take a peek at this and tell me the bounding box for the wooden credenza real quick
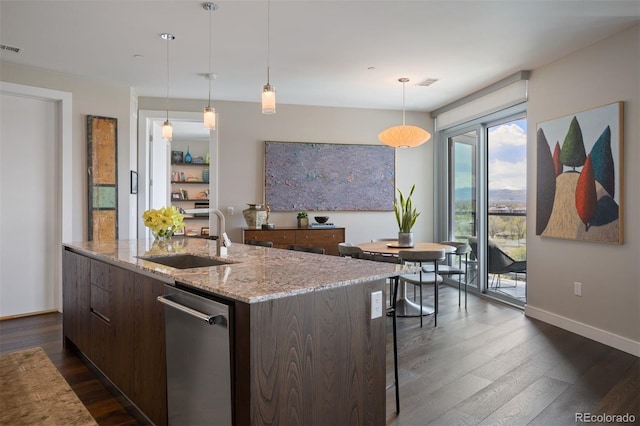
[243,227,345,256]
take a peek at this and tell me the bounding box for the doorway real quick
[0,82,72,317]
[137,110,218,239]
[440,109,527,306]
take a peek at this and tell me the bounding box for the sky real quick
[487,119,527,191]
[454,118,527,194]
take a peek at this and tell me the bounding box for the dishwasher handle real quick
[157,295,226,326]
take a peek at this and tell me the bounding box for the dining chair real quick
[245,239,273,248]
[468,237,526,289]
[287,244,325,255]
[398,249,445,327]
[338,242,364,257]
[422,241,469,308]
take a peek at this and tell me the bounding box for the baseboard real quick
[525,305,640,357]
[0,309,59,321]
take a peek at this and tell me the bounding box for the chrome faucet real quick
[182,207,228,256]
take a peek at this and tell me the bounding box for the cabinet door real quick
[133,274,168,425]
[62,250,91,352]
[296,229,345,256]
[244,230,296,249]
[109,266,135,397]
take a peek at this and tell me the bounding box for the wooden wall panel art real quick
[88,115,118,241]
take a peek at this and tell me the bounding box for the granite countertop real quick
[63,238,408,304]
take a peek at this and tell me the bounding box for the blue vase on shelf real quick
[184,147,192,163]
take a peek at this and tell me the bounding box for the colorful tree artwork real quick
[536,102,623,244]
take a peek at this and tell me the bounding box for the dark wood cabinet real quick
[63,249,167,425]
[133,274,167,425]
[62,250,91,352]
[243,227,345,255]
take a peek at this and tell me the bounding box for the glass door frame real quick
[434,104,526,300]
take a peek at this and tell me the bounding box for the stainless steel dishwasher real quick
[158,285,232,426]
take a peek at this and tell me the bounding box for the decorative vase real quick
[184,146,192,163]
[152,228,174,241]
[298,218,309,228]
[243,204,268,229]
[398,232,414,247]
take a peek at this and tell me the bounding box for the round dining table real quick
[354,241,456,317]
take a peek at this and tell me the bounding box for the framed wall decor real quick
[87,115,118,241]
[536,101,623,243]
[264,141,395,211]
[130,170,138,194]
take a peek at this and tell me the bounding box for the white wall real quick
[138,98,434,245]
[525,24,639,354]
[0,61,134,242]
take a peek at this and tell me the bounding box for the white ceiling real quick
[2,1,639,113]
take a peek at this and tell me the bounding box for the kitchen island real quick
[63,237,406,425]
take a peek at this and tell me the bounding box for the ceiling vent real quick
[417,78,438,87]
[0,44,22,54]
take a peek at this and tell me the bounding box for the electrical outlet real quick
[226,206,234,215]
[371,291,383,319]
[574,282,582,297]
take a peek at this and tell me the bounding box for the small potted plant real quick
[394,184,420,247]
[297,211,309,228]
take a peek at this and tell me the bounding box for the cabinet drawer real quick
[90,284,111,323]
[296,229,344,244]
[91,259,112,291]
[245,230,296,244]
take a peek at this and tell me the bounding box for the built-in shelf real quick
[172,199,209,202]
[170,181,209,184]
[171,162,209,166]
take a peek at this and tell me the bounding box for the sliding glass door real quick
[438,108,527,306]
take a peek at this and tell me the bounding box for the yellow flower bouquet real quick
[142,206,185,240]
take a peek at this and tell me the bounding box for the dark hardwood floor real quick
[385,286,639,425]
[0,312,146,426]
[1,285,638,426]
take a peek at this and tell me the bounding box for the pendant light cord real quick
[266,0,271,84]
[208,6,212,107]
[402,80,406,126]
[166,37,170,121]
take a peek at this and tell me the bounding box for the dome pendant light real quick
[379,78,431,148]
[262,0,276,114]
[203,3,218,129]
[161,33,175,141]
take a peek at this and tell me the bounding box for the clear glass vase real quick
[152,229,174,241]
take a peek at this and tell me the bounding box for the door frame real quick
[435,104,526,302]
[0,81,73,314]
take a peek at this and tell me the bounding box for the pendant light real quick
[261,0,276,114]
[203,3,218,129]
[161,33,175,141]
[378,78,431,148]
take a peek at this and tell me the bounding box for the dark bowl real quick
[314,216,329,224]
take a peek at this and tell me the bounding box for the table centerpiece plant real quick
[142,206,185,241]
[394,184,420,247]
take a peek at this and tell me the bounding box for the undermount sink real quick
[139,254,232,269]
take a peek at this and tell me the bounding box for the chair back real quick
[288,244,325,255]
[245,239,273,248]
[468,237,525,274]
[441,241,469,255]
[338,243,364,258]
[398,249,445,264]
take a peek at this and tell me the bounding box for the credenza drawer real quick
[242,228,345,255]
[296,229,344,244]
[244,230,296,244]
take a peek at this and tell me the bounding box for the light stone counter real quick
[63,238,409,303]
